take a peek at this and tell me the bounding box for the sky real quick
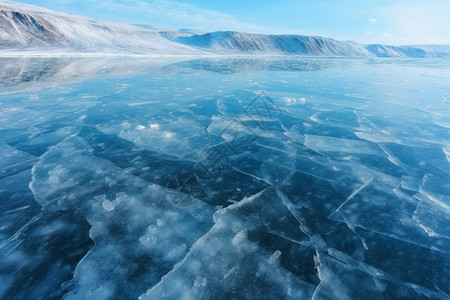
[16,0,450,45]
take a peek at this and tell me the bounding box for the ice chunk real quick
[101,199,115,212]
[268,250,282,265]
[140,188,315,299]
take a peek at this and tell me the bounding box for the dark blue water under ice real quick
[0,57,449,299]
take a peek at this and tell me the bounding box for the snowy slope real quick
[0,1,202,54]
[176,31,448,58]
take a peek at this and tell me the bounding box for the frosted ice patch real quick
[128,101,154,107]
[268,250,282,265]
[193,276,207,288]
[139,235,158,247]
[232,230,246,245]
[354,131,400,143]
[223,267,237,279]
[77,115,87,122]
[101,200,115,212]
[284,97,306,105]
[48,165,68,184]
[4,107,21,112]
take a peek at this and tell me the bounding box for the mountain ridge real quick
[176,31,444,58]
[0,1,448,57]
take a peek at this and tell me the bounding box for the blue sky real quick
[17,0,450,45]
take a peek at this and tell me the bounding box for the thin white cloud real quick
[381,0,450,44]
[96,0,267,32]
[368,18,378,23]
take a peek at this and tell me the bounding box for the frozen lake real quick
[0,57,449,299]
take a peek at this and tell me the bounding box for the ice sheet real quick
[1,57,449,299]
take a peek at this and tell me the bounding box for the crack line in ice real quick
[254,142,295,155]
[340,214,368,250]
[230,166,272,186]
[417,190,450,212]
[378,143,410,173]
[434,283,450,298]
[310,112,321,123]
[336,178,373,212]
[334,178,374,250]
[392,184,418,205]
[266,230,308,246]
[310,282,323,300]
[275,188,312,237]
[0,215,40,256]
[338,220,450,254]
[412,214,439,237]
[419,175,450,212]
[1,157,39,174]
[325,247,449,297]
[2,205,31,215]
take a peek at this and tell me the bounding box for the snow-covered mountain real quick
[176,31,368,56]
[176,31,447,58]
[0,1,449,58]
[0,1,202,54]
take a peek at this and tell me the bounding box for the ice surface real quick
[1,57,449,299]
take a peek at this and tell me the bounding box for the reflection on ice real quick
[0,57,449,299]
[0,57,193,94]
